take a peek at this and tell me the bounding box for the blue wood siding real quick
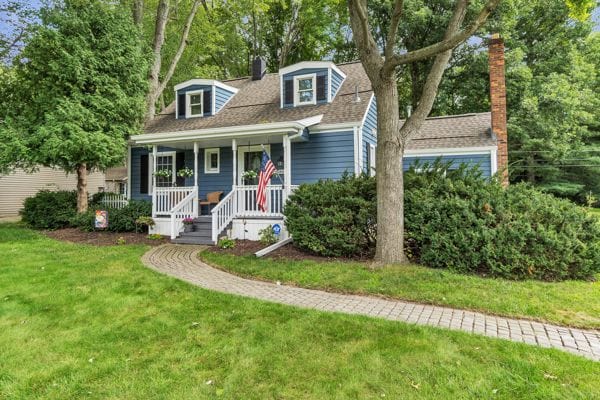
[403,154,492,177]
[291,131,355,184]
[198,147,233,198]
[176,84,212,118]
[130,147,151,201]
[282,68,328,107]
[214,86,235,113]
[361,96,377,173]
[331,69,344,98]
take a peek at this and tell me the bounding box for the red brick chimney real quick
[489,33,509,185]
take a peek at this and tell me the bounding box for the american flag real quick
[257,150,276,212]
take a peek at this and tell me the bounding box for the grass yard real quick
[201,250,600,329]
[1,224,599,399]
[589,208,600,218]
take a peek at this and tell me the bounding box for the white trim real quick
[204,148,220,174]
[232,139,238,186]
[280,74,284,108]
[368,144,376,177]
[358,126,364,172]
[175,95,179,119]
[185,90,204,118]
[310,122,361,133]
[126,146,132,199]
[404,146,497,157]
[151,151,177,191]
[193,142,199,188]
[327,68,332,103]
[278,61,347,81]
[359,93,375,128]
[353,126,360,175]
[174,79,239,93]
[211,86,216,115]
[283,135,292,190]
[237,144,270,185]
[293,73,317,106]
[490,147,498,175]
[132,119,322,145]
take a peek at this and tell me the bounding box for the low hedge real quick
[21,190,151,233]
[20,190,77,229]
[284,164,600,281]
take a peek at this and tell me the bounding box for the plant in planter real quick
[177,167,194,179]
[182,217,194,233]
[135,216,155,233]
[242,170,258,185]
[154,169,172,178]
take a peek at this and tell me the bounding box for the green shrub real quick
[285,174,376,257]
[103,200,152,232]
[218,237,235,249]
[258,225,278,245]
[284,162,600,281]
[404,163,600,281]
[20,190,77,229]
[69,210,96,232]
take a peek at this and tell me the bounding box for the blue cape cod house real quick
[127,39,507,244]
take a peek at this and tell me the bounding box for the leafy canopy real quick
[0,0,148,173]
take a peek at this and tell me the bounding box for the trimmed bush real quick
[20,190,77,229]
[104,200,152,232]
[285,174,376,257]
[284,163,600,281]
[69,210,96,231]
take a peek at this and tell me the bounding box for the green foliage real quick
[286,167,600,280]
[20,190,77,230]
[146,233,163,240]
[217,237,235,249]
[285,174,376,257]
[404,163,600,281]
[0,0,147,175]
[103,201,152,233]
[258,225,278,245]
[69,210,96,232]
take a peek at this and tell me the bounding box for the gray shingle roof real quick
[145,61,373,134]
[405,112,496,150]
[144,61,496,151]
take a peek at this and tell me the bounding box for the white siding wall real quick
[0,168,106,217]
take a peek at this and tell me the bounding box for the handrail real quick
[168,187,198,239]
[211,189,236,244]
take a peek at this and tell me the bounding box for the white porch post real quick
[126,145,132,200]
[193,142,199,217]
[283,134,292,195]
[232,139,237,187]
[151,145,157,217]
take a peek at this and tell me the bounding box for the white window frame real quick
[186,90,204,118]
[204,148,220,174]
[293,74,316,106]
[149,151,176,192]
[368,144,376,177]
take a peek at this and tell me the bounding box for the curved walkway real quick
[142,244,600,361]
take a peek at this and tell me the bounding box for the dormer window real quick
[294,74,316,106]
[186,90,204,118]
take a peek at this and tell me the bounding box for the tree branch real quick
[347,0,384,80]
[384,0,404,59]
[387,0,500,68]
[157,0,201,97]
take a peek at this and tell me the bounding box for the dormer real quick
[278,61,346,108]
[174,79,238,119]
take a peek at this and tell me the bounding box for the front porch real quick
[139,134,296,243]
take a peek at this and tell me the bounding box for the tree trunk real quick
[373,78,407,264]
[145,0,169,122]
[133,0,144,26]
[76,163,88,213]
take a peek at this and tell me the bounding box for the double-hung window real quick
[204,148,220,174]
[186,90,204,118]
[294,74,316,106]
[154,152,176,188]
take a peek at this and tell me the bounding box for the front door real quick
[238,145,270,185]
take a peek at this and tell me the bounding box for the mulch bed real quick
[43,228,169,246]
[207,240,371,262]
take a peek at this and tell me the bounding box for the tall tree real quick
[0,0,37,63]
[0,0,147,212]
[144,0,202,121]
[347,0,501,264]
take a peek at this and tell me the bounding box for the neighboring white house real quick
[0,168,105,217]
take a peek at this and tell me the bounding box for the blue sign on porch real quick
[272,224,281,236]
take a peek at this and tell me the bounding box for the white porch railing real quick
[153,186,196,217]
[211,185,298,243]
[99,192,128,209]
[152,186,198,239]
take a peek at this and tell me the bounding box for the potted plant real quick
[242,170,258,185]
[182,217,194,233]
[177,167,194,179]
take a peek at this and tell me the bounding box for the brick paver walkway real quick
[142,244,600,361]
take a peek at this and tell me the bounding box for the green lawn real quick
[1,224,599,399]
[589,208,600,218]
[200,251,600,329]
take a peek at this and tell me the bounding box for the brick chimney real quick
[489,33,508,185]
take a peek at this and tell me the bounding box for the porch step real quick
[171,215,215,245]
[172,237,215,245]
